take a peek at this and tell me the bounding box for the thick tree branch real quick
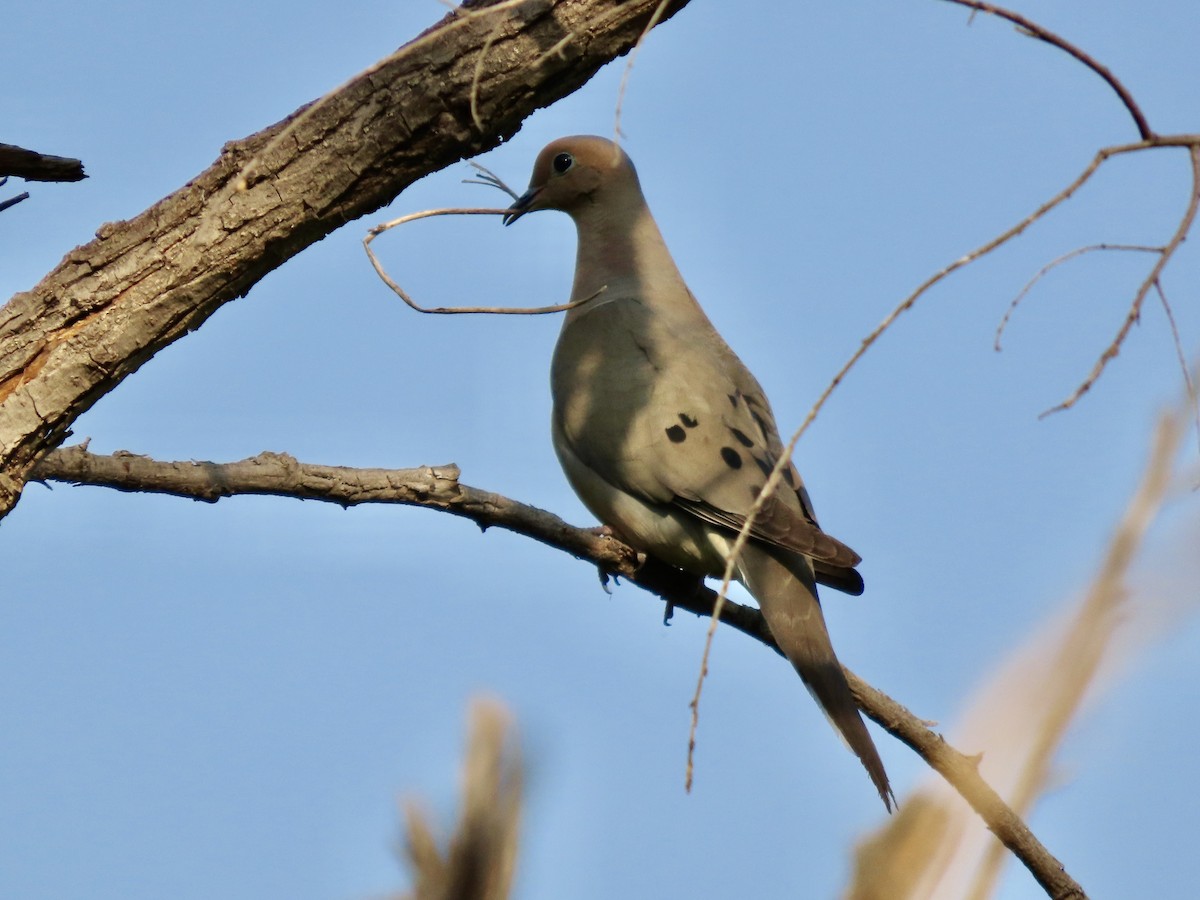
[0,0,692,521]
[31,444,1085,899]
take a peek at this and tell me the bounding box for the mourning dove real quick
[504,135,893,810]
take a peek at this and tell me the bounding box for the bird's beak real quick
[503,187,541,226]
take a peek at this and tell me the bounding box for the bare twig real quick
[940,0,1153,140]
[466,2,523,133]
[0,191,30,213]
[686,424,794,791]
[752,137,1196,456]
[613,0,673,140]
[463,162,521,201]
[931,2,1200,419]
[364,207,604,314]
[994,244,1164,352]
[795,144,1121,439]
[1154,282,1200,455]
[1041,146,1200,417]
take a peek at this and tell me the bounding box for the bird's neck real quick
[568,198,690,312]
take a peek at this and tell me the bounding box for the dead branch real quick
[0,188,30,213]
[30,443,1084,899]
[0,143,86,182]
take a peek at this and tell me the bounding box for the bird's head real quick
[503,135,640,225]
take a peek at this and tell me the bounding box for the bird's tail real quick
[738,543,894,812]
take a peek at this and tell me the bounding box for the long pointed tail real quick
[738,542,894,811]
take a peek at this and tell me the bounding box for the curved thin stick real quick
[463,162,521,202]
[364,207,602,315]
[469,13,510,132]
[994,244,1163,351]
[613,0,673,140]
[1153,281,1200,455]
[941,0,1153,140]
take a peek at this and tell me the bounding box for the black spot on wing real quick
[752,455,773,479]
[720,447,742,469]
[679,413,698,428]
[750,408,771,437]
[666,424,687,443]
[728,392,740,409]
[728,427,755,448]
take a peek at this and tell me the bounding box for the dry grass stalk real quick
[846,410,1187,900]
[399,698,523,900]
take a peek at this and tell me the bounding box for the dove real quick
[503,135,892,810]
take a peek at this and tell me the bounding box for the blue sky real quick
[3,2,1199,898]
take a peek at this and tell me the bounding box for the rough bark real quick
[0,0,692,521]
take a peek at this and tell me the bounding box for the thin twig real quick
[686,431,792,790]
[0,192,30,213]
[994,244,1164,351]
[1041,146,1200,417]
[613,0,673,140]
[1153,282,1200,456]
[463,162,521,201]
[940,0,1153,141]
[469,12,511,132]
[364,207,603,315]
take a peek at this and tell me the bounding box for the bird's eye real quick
[552,152,574,174]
